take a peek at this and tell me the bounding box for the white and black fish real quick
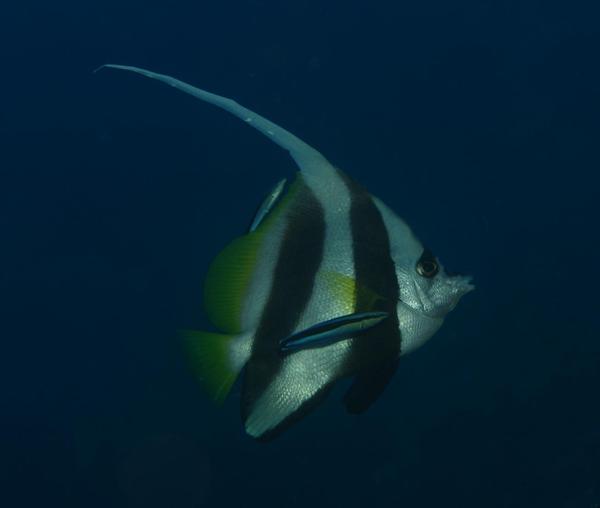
[99,65,474,441]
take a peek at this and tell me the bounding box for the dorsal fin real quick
[203,174,304,333]
[95,64,337,180]
[203,232,264,333]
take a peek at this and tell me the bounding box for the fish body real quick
[99,65,474,440]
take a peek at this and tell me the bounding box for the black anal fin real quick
[343,358,399,414]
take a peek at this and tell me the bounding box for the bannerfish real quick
[98,65,474,441]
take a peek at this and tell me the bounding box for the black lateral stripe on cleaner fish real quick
[279,311,389,353]
[97,64,475,441]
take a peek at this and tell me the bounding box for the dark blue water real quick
[2,1,599,507]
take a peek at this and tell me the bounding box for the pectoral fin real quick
[321,271,385,312]
[249,178,287,232]
[279,311,389,353]
[343,358,399,414]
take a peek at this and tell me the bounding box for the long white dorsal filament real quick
[95,64,335,179]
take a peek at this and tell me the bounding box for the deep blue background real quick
[2,1,599,507]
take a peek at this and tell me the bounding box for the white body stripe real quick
[245,169,357,437]
[240,216,288,332]
[372,197,423,267]
[372,197,445,356]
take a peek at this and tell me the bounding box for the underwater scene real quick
[2,0,599,506]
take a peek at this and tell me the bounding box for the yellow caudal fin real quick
[181,330,251,404]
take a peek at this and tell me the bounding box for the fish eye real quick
[416,249,439,278]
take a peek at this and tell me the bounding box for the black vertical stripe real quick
[339,170,401,373]
[241,175,325,424]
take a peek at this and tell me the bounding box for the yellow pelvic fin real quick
[181,330,247,404]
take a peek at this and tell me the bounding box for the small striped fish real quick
[99,65,474,441]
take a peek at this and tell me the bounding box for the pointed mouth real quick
[452,274,475,296]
